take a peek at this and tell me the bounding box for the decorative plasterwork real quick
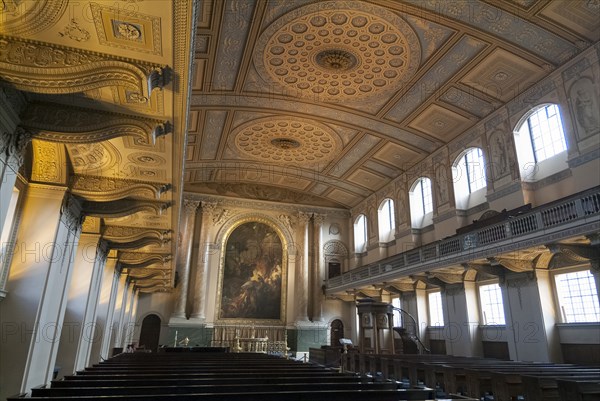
[30,139,68,185]
[0,34,165,98]
[80,198,172,218]
[0,0,68,37]
[20,102,171,144]
[106,236,169,250]
[231,116,342,167]
[103,225,171,242]
[71,175,171,201]
[254,1,420,102]
[119,251,172,264]
[90,2,163,55]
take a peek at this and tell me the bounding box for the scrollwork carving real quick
[0,34,164,96]
[80,199,172,218]
[71,174,169,201]
[21,102,171,144]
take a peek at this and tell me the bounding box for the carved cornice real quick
[71,175,172,201]
[546,243,600,263]
[128,270,168,281]
[118,252,172,265]
[107,237,170,250]
[463,262,507,278]
[103,225,171,242]
[430,272,464,284]
[80,199,172,218]
[21,102,171,145]
[0,35,166,98]
[492,257,535,273]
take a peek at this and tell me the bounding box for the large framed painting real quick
[217,219,287,323]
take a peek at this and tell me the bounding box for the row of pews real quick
[9,351,479,401]
[344,352,600,401]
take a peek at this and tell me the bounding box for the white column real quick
[501,271,561,362]
[0,187,82,400]
[89,254,118,363]
[170,199,199,321]
[312,214,325,321]
[55,234,107,376]
[190,203,214,321]
[295,212,311,321]
[121,286,137,347]
[98,266,122,361]
[114,279,131,349]
[125,289,140,346]
[442,282,482,357]
[110,273,128,353]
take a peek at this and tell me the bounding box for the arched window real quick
[353,214,367,253]
[452,147,487,209]
[409,177,433,228]
[514,104,568,181]
[378,198,395,243]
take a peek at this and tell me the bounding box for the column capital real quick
[183,199,200,215]
[0,127,32,164]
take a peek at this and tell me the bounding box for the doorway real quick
[139,314,161,352]
[330,319,344,347]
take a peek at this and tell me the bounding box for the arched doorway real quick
[330,319,344,347]
[139,314,161,352]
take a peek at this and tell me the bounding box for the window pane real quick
[479,283,506,325]
[527,104,567,162]
[421,178,433,214]
[464,148,486,192]
[555,270,600,323]
[428,291,444,326]
[354,214,367,253]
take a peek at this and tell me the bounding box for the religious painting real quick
[218,220,286,321]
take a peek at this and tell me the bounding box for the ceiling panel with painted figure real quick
[186,0,597,208]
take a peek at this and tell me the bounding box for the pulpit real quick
[356,299,395,354]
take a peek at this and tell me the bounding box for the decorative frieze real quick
[71,175,171,201]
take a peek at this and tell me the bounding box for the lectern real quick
[356,298,395,354]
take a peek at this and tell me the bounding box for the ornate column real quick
[311,213,325,321]
[295,212,311,321]
[189,202,216,321]
[170,199,199,321]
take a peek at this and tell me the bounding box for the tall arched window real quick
[452,147,487,209]
[514,104,568,181]
[409,177,433,228]
[378,198,395,243]
[354,214,367,253]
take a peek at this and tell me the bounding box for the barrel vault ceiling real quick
[187,0,599,208]
[2,0,598,293]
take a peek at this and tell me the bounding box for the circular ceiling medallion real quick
[254,2,421,102]
[232,117,342,167]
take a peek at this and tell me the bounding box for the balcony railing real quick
[327,186,600,292]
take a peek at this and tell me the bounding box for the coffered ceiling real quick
[186,0,599,208]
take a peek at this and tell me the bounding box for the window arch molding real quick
[451,146,488,210]
[512,103,569,182]
[409,177,434,228]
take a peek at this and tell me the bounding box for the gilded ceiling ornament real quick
[59,19,91,42]
[254,1,420,102]
[232,116,342,167]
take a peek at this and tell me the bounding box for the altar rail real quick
[211,325,288,355]
[327,186,600,293]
